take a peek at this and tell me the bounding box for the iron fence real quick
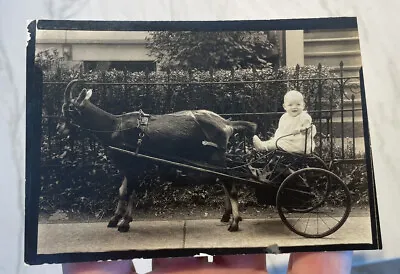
[40,62,365,170]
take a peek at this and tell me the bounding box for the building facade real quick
[36,28,364,154]
[35,30,156,72]
[35,28,362,95]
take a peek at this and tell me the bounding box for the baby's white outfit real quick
[255,111,316,154]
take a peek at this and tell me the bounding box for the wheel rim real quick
[276,167,351,238]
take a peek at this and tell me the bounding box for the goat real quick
[57,79,257,232]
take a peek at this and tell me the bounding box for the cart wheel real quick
[283,155,329,213]
[276,167,351,238]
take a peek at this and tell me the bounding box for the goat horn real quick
[64,79,82,103]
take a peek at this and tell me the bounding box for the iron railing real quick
[40,62,365,169]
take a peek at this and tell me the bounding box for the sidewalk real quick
[37,216,373,255]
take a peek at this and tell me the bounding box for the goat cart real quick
[108,131,352,239]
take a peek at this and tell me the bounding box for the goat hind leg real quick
[223,182,242,232]
[108,177,128,228]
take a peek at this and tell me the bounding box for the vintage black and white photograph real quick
[25,18,381,264]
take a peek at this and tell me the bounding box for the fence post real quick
[339,61,345,159]
[295,64,300,90]
[68,73,76,158]
[230,67,236,114]
[104,71,111,110]
[144,66,150,112]
[352,93,356,159]
[317,63,323,157]
[165,67,172,113]
[188,67,193,81]
[101,70,106,108]
[252,65,257,85]
[329,75,334,161]
[252,65,257,111]
[209,66,214,110]
[122,70,127,113]
[47,87,53,159]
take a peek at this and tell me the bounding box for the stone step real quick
[330,137,365,155]
[332,108,363,119]
[304,37,361,53]
[330,116,363,123]
[309,99,362,116]
[305,50,362,67]
[329,65,362,78]
[310,108,362,120]
[315,120,365,138]
[303,29,360,39]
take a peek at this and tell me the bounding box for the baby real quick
[253,90,316,154]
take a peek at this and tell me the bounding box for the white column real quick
[285,30,304,67]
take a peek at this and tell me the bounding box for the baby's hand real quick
[300,128,308,134]
[293,128,308,135]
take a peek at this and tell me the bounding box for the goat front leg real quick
[222,182,241,232]
[221,184,232,223]
[117,174,138,233]
[107,177,128,228]
[117,190,135,233]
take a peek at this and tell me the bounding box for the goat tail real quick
[230,120,257,137]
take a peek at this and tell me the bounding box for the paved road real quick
[37,216,372,254]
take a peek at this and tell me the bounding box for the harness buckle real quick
[140,116,149,126]
[135,137,143,154]
[133,110,149,155]
[137,109,150,127]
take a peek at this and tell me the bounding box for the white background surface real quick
[0,0,399,273]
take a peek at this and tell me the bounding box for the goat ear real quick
[85,89,93,100]
[76,88,92,105]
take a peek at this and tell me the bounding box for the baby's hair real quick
[284,90,304,103]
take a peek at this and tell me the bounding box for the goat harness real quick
[133,109,150,154]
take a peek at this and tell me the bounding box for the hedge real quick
[36,51,368,218]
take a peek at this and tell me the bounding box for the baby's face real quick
[283,96,305,117]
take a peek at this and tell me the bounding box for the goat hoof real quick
[118,224,130,233]
[238,216,242,222]
[228,223,239,232]
[220,214,230,223]
[107,219,119,228]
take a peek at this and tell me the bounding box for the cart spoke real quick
[303,213,311,234]
[321,212,341,223]
[318,215,332,231]
[292,216,302,228]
